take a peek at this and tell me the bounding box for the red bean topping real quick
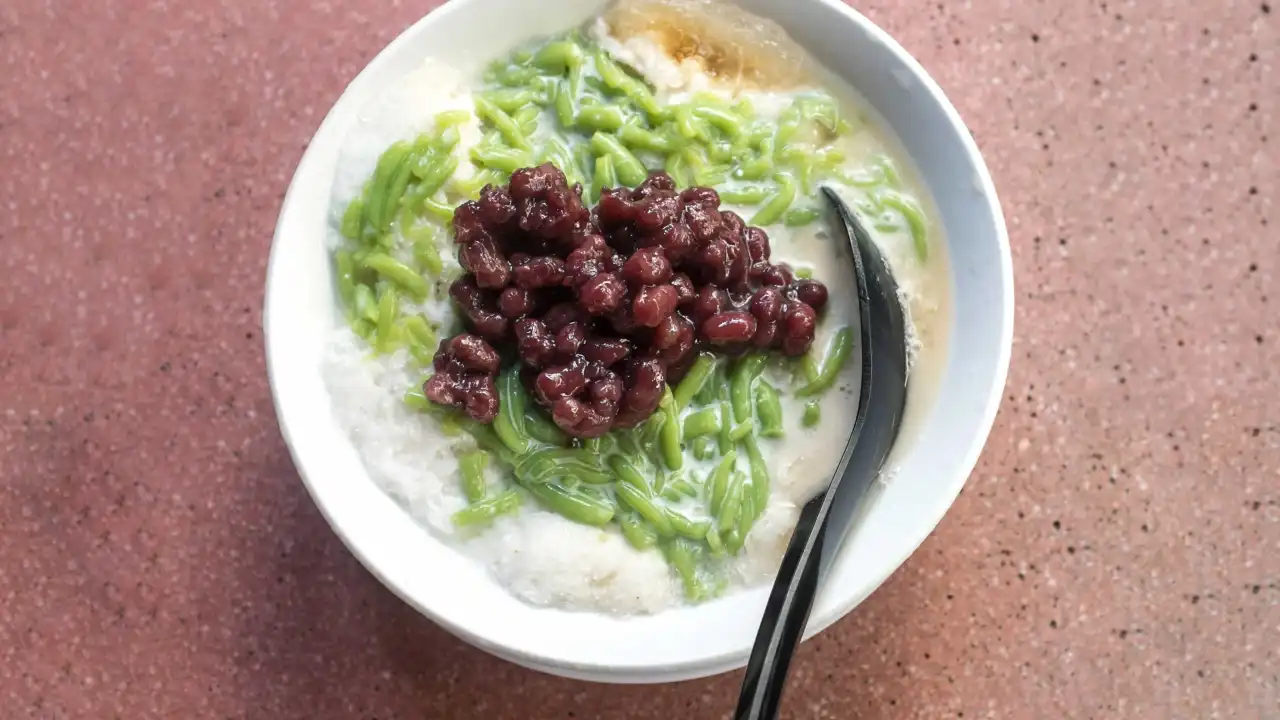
[752,319,779,348]
[688,285,728,327]
[634,171,676,198]
[514,318,556,368]
[448,334,501,374]
[670,272,696,305]
[759,263,795,287]
[622,247,672,286]
[589,370,624,406]
[656,222,696,262]
[451,202,490,246]
[424,333,501,423]
[460,374,500,423]
[541,302,586,333]
[793,279,829,310]
[614,357,666,427]
[701,312,758,345]
[512,255,566,289]
[749,287,785,322]
[744,227,770,263]
[535,356,590,404]
[478,184,517,226]
[635,193,680,231]
[554,321,586,360]
[581,336,632,366]
[498,287,535,318]
[449,276,509,341]
[632,284,679,327]
[459,236,511,289]
[779,301,818,356]
[653,315,695,366]
[426,163,831,435]
[680,186,719,209]
[579,272,626,315]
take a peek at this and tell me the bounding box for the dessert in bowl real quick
[264,0,1012,682]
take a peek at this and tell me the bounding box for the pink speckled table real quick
[1,0,1276,717]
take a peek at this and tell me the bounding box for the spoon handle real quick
[735,187,901,720]
[733,490,832,720]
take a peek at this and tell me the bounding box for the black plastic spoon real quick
[734,187,910,720]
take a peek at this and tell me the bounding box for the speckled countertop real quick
[1,0,1275,717]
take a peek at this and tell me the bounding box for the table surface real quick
[1,1,1276,717]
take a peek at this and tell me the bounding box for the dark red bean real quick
[580,337,632,366]
[793,279,829,310]
[460,374,500,423]
[550,395,585,431]
[609,303,639,334]
[512,256,566,289]
[635,193,680,231]
[651,315,683,350]
[424,372,460,406]
[653,315,694,365]
[565,236,611,286]
[683,203,722,243]
[680,186,720,210]
[448,334,500,374]
[702,237,734,284]
[634,171,676,198]
[589,372,624,410]
[572,233,610,260]
[670,273,696,305]
[632,284,679,327]
[578,272,626,315]
[542,302,586,333]
[451,201,489,246]
[459,236,511,289]
[780,302,818,356]
[551,395,613,438]
[749,287,785,322]
[508,164,556,201]
[514,318,556,368]
[701,311,758,345]
[498,287,535,318]
[688,285,728,326]
[513,163,588,238]
[759,263,793,287]
[478,184,517,225]
[622,247,672,286]
[535,357,589,404]
[432,337,458,374]
[449,276,509,341]
[656,222,696,262]
[751,319,778,348]
[720,210,745,240]
[468,309,510,343]
[554,322,585,360]
[596,188,637,230]
[724,231,750,290]
[424,372,499,423]
[616,357,665,426]
[744,227,770,263]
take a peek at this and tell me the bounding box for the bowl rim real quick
[264,0,1013,680]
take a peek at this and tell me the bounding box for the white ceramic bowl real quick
[264,0,1012,683]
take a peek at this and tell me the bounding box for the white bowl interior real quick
[265,0,1012,683]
